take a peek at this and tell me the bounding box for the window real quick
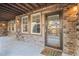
[21,16,28,33]
[8,20,16,32]
[31,13,41,34]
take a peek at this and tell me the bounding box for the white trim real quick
[31,12,41,35]
[8,22,10,31]
[21,16,29,33]
[11,20,16,32]
[14,21,16,32]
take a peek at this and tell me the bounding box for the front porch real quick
[0,3,79,56]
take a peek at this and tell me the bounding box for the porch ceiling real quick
[0,3,71,21]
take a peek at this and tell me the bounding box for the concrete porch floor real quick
[0,36,43,56]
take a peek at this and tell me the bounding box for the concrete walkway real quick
[0,36,43,56]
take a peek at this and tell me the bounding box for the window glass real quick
[21,16,28,33]
[31,13,41,34]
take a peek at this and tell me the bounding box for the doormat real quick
[41,47,62,56]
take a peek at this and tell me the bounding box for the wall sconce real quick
[16,20,19,23]
[2,23,5,26]
[73,6,78,12]
[67,6,78,22]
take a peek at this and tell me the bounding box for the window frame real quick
[31,12,41,35]
[21,16,29,33]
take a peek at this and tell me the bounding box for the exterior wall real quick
[63,5,78,55]
[75,4,79,55]
[0,21,8,36]
[15,4,63,50]
[8,4,79,55]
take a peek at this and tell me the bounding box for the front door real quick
[45,13,62,50]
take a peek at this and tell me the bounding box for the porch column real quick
[15,16,22,40]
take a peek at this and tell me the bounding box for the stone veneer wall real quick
[63,5,78,55]
[0,21,8,36]
[75,4,79,55]
[8,4,79,55]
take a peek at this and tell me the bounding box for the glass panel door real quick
[46,14,61,49]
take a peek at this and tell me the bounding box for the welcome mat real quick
[41,47,62,56]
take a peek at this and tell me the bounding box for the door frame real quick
[45,10,63,50]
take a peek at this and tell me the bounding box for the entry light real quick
[16,20,19,23]
[73,6,78,11]
[2,23,5,26]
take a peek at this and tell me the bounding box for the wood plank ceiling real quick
[0,3,69,21]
